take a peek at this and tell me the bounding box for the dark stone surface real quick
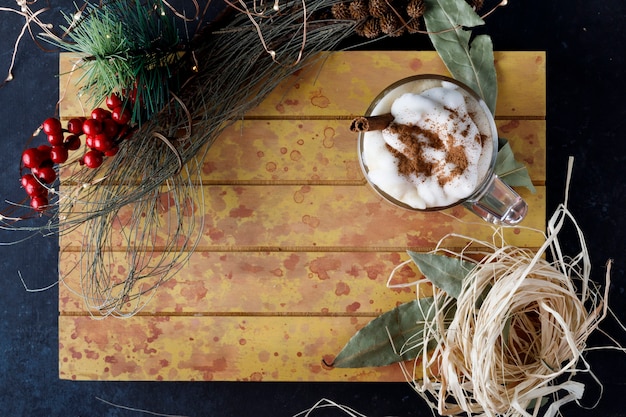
[1,0,625,415]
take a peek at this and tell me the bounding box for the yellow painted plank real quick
[499,120,546,183]
[59,250,432,315]
[245,51,546,118]
[59,315,408,382]
[200,120,363,183]
[191,119,546,183]
[58,51,546,119]
[494,52,546,116]
[55,119,545,185]
[59,185,546,250]
[58,54,91,119]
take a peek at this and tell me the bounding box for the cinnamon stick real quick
[349,113,394,132]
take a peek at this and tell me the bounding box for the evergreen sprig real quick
[44,0,184,123]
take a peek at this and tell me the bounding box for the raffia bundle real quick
[395,161,611,417]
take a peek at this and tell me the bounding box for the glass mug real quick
[357,74,527,226]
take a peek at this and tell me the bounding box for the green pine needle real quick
[43,0,183,123]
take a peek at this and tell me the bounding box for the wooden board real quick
[58,50,546,381]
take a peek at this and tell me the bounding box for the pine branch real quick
[42,0,185,123]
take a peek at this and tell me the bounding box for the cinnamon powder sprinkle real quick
[385,116,479,187]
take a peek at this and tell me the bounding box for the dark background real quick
[1,0,625,415]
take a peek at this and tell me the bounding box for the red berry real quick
[83,150,104,168]
[31,166,49,181]
[92,133,114,152]
[21,174,46,197]
[47,132,64,146]
[105,93,123,110]
[64,134,81,151]
[42,117,62,135]
[122,87,138,104]
[34,166,56,184]
[111,106,131,125]
[50,146,69,164]
[117,125,132,141]
[85,135,95,149]
[91,107,112,121]
[22,148,45,169]
[102,118,119,138]
[66,118,84,135]
[104,146,119,157]
[25,183,45,197]
[36,145,52,165]
[21,173,33,188]
[25,183,46,197]
[37,144,51,154]
[30,195,49,212]
[82,118,102,136]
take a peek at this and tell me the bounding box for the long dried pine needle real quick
[95,396,190,417]
[6,0,359,317]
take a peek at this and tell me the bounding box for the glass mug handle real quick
[463,174,528,226]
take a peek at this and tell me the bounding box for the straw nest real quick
[391,181,611,416]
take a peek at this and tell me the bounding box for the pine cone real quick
[406,0,425,18]
[405,17,422,34]
[349,0,369,20]
[331,2,352,19]
[379,12,401,35]
[368,0,390,18]
[387,24,406,37]
[355,17,382,38]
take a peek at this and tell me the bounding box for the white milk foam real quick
[362,80,494,209]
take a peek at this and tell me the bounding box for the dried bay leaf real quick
[423,1,534,193]
[423,0,498,115]
[496,138,536,193]
[408,251,475,299]
[331,252,472,368]
[331,297,438,368]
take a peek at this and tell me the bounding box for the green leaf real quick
[331,297,439,368]
[496,138,536,193]
[408,251,475,299]
[423,0,498,114]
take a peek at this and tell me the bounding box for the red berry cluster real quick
[20,94,133,212]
